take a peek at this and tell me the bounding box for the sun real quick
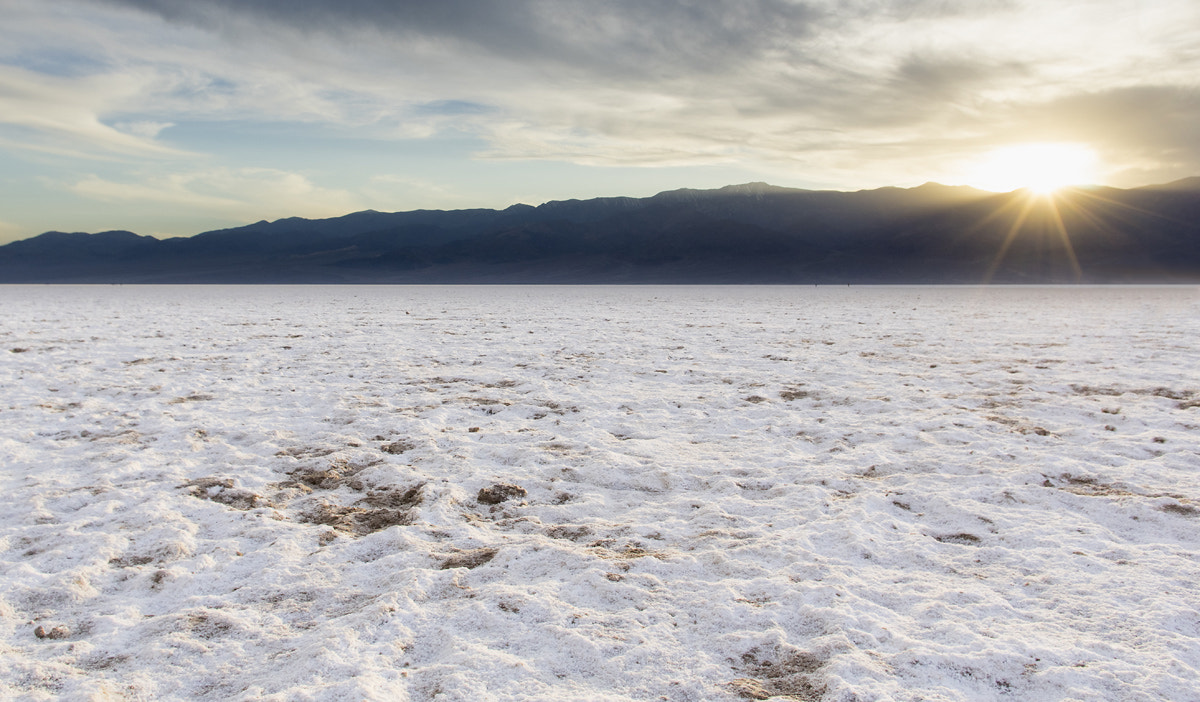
[968,143,1098,195]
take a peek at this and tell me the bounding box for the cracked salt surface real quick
[1,284,1198,701]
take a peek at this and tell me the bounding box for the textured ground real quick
[1,285,1198,701]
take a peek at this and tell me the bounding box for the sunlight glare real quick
[969,143,1098,195]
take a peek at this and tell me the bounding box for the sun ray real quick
[1067,188,1192,227]
[968,179,1192,284]
[959,141,1169,283]
[1052,191,1131,243]
[1046,196,1082,281]
[982,193,1039,284]
[955,191,1029,244]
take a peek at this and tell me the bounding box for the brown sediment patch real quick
[381,439,416,454]
[359,485,423,510]
[108,555,154,568]
[34,625,70,640]
[483,379,520,389]
[300,501,407,535]
[440,547,498,570]
[545,525,592,541]
[587,541,669,561]
[1046,476,1199,514]
[183,611,236,639]
[934,533,982,546]
[1051,475,1140,497]
[281,455,383,492]
[478,483,526,505]
[180,477,270,510]
[285,464,365,491]
[168,394,216,404]
[299,484,424,536]
[276,446,337,459]
[727,650,828,701]
[1071,384,1199,406]
[780,389,814,401]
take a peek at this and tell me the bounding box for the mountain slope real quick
[2,182,1198,283]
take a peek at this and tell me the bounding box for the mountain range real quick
[3,179,1199,283]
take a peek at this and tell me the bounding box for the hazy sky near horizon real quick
[1,0,1198,242]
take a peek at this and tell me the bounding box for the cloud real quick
[83,1,1195,173]
[113,120,174,138]
[994,85,1200,186]
[363,174,482,210]
[0,65,190,159]
[98,0,822,80]
[68,167,368,221]
[1023,86,1200,152]
[4,0,1199,196]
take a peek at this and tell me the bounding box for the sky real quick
[1,0,1198,243]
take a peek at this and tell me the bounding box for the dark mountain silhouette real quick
[2,179,1198,283]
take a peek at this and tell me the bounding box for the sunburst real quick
[955,142,1116,282]
[969,183,1179,284]
[968,143,1099,195]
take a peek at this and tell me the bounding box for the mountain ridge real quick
[3,180,1198,283]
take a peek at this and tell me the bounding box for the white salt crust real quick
[1,284,1198,701]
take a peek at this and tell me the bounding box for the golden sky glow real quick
[968,144,1100,195]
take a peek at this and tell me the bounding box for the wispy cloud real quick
[363,175,473,206]
[0,65,191,158]
[67,168,368,221]
[112,120,174,138]
[66,0,1195,184]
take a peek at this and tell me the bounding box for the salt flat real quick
[1,285,1198,701]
